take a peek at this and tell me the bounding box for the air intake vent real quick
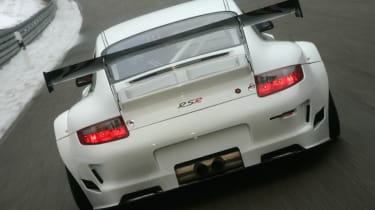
[306,105,310,122]
[82,179,100,192]
[91,169,103,184]
[314,108,325,127]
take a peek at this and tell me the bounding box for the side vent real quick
[82,179,100,192]
[313,108,325,127]
[306,104,310,122]
[91,169,103,184]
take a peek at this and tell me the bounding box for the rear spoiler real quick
[43,0,302,92]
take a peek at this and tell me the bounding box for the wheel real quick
[328,92,340,139]
[66,168,93,210]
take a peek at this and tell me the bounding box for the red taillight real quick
[255,65,304,97]
[77,116,129,145]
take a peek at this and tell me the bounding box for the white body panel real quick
[53,0,332,209]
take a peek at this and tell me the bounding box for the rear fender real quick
[54,111,69,140]
[243,26,305,74]
[67,71,121,134]
[54,113,75,174]
[295,41,323,63]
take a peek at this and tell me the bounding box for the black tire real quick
[66,168,93,210]
[329,92,341,139]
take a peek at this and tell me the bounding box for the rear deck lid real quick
[114,47,256,130]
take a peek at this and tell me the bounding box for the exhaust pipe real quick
[211,157,225,172]
[194,162,210,177]
[194,157,226,177]
[175,148,244,185]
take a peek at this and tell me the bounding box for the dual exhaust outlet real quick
[194,157,226,177]
[175,148,244,185]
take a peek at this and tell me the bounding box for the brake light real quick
[77,116,129,145]
[255,65,304,97]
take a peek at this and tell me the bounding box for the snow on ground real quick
[0,0,82,139]
[0,0,47,29]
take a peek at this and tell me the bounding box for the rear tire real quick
[66,168,93,210]
[329,92,340,139]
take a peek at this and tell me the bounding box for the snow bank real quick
[0,0,82,139]
[0,0,46,29]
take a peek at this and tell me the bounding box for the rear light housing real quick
[77,116,129,145]
[255,65,304,97]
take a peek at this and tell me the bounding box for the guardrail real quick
[0,0,57,67]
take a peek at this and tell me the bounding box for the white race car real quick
[44,0,340,209]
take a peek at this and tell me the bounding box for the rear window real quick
[104,12,242,82]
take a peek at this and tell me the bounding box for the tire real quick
[329,92,340,139]
[66,168,93,210]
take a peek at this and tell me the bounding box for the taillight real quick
[77,116,129,145]
[255,65,304,97]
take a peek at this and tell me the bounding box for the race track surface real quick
[1,0,374,209]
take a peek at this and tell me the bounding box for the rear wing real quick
[43,0,302,92]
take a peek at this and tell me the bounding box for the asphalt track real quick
[1,0,375,209]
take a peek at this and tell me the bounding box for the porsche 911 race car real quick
[44,0,340,209]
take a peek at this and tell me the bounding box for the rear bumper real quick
[58,62,330,209]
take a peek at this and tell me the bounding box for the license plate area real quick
[174,148,244,185]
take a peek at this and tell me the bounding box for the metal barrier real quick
[0,0,57,67]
